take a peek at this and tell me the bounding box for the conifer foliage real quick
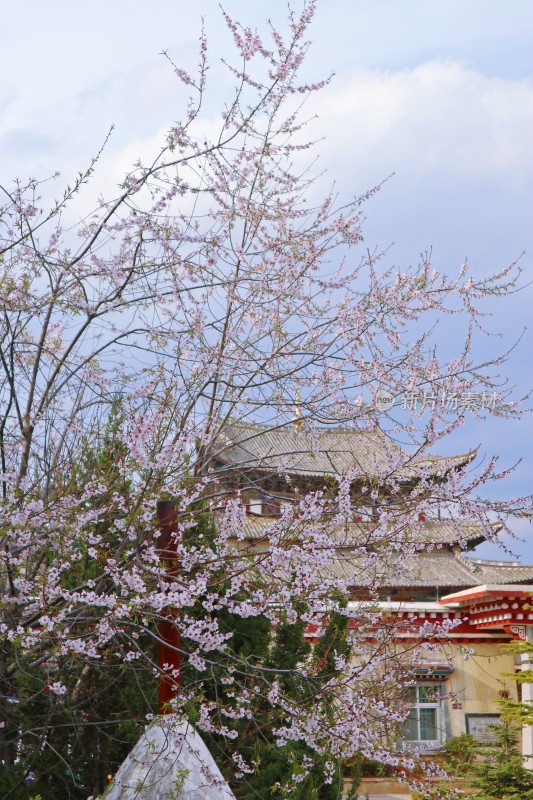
[468,724,533,800]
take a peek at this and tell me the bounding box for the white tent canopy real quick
[101,717,236,800]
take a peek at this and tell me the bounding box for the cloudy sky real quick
[1,0,532,558]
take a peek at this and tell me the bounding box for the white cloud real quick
[305,61,533,190]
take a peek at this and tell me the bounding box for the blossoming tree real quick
[0,2,529,797]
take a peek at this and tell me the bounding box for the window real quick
[403,684,442,743]
[246,495,281,516]
[261,497,281,516]
[247,498,263,515]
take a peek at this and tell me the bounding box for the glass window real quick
[419,707,438,740]
[247,498,263,515]
[418,686,440,704]
[262,498,280,516]
[403,684,442,743]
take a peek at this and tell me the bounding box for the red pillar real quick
[156,500,181,715]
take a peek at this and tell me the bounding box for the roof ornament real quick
[292,389,303,432]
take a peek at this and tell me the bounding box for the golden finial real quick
[292,389,303,432]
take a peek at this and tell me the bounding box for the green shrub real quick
[441,733,477,774]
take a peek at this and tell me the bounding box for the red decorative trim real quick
[440,587,533,605]
[506,624,527,640]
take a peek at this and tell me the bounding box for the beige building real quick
[210,422,533,760]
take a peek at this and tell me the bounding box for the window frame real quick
[403,683,444,745]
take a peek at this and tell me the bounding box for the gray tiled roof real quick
[211,423,533,591]
[331,551,533,588]
[233,515,486,547]
[222,531,533,588]
[214,422,475,480]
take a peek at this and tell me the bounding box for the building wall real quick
[445,642,517,739]
[383,638,518,746]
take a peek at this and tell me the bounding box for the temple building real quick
[209,422,533,762]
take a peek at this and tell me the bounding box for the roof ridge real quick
[460,554,522,568]
[227,420,375,434]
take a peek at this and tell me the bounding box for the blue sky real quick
[1,0,531,559]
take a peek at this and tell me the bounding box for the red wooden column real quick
[156,500,181,715]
